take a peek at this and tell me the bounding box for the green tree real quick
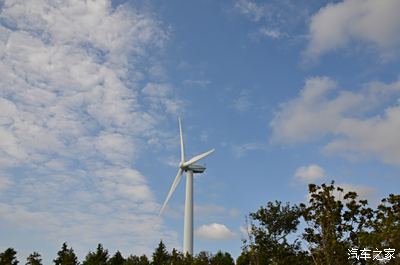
[124,255,150,265]
[358,194,400,265]
[210,251,234,265]
[0,248,19,265]
[151,241,169,265]
[194,251,211,265]
[170,248,184,265]
[26,252,42,265]
[182,254,193,265]
[243,181,399,265]
[235,250,251,265]
[138,255,149,265]
[82,244,109,265]
[300,182,371,265]
[108,251,124,265]
[124,256,139,265]
[53,243,79,265]
[245,201,311,264]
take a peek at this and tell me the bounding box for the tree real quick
[125,255,149,265]
[138,255,150,265]
[151,241,169,265]
[194,251,211,265]
[358,194,400,265]
[210,251,234,265]
[375,194,400,251]
[82,244,109,265]
[181,253,193,265]
[244,201,312,264]
[235,250,251,265]
[53,243,79,265]
[0,248,19,265]
[108,251,124,265]
[300,182,371,265]
[241,182,400,265]
[124,256,139,265]
[26,252,42,265]
[170,248,184,265]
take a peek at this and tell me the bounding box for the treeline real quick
[237,182,400,265]
[1,182,399,265]
[0,241,234,265]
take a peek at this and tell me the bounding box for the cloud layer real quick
[0,0,177,255]
[271,76,400,165]
[306,0,400,60]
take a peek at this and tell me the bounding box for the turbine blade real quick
[179,117,185,163]
[160,168,184,215]
[182,148,215,167]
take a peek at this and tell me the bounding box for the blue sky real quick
[1,0,400,263]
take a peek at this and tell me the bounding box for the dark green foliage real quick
[124,255,149,265]
[170,248,183,265]
[300,182,372,265]
[0,248,19,265]
[358,194,400,265]
[53,243,79,265]
[82,244,109,265]
[193,251,211,265]
[182,254,193,265]
[124,255,140,265]
[108,251,124,265]
[245,201,312,264]
[26,252,42,265]
[151,241,169,265]
[138,255,149,265]
[235,250,250,265]
[209,251,234,265]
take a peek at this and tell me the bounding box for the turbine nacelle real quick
[180,163,206,173]
[186,164,206,173]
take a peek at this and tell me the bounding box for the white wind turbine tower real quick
[160,117,215,256]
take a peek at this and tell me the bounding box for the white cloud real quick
[142,83,183,115]
[294,164,326,183]
[234,0,266,22]
[232,142,266,158]
[234,0,311,40]
[0,0,177,255]
[271,76,400,165]
[258,28,284,39]
[306,0,400,60]
[233,92,252,112]
[195,223,236,240]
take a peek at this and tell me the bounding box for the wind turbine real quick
[160,117,215,256]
